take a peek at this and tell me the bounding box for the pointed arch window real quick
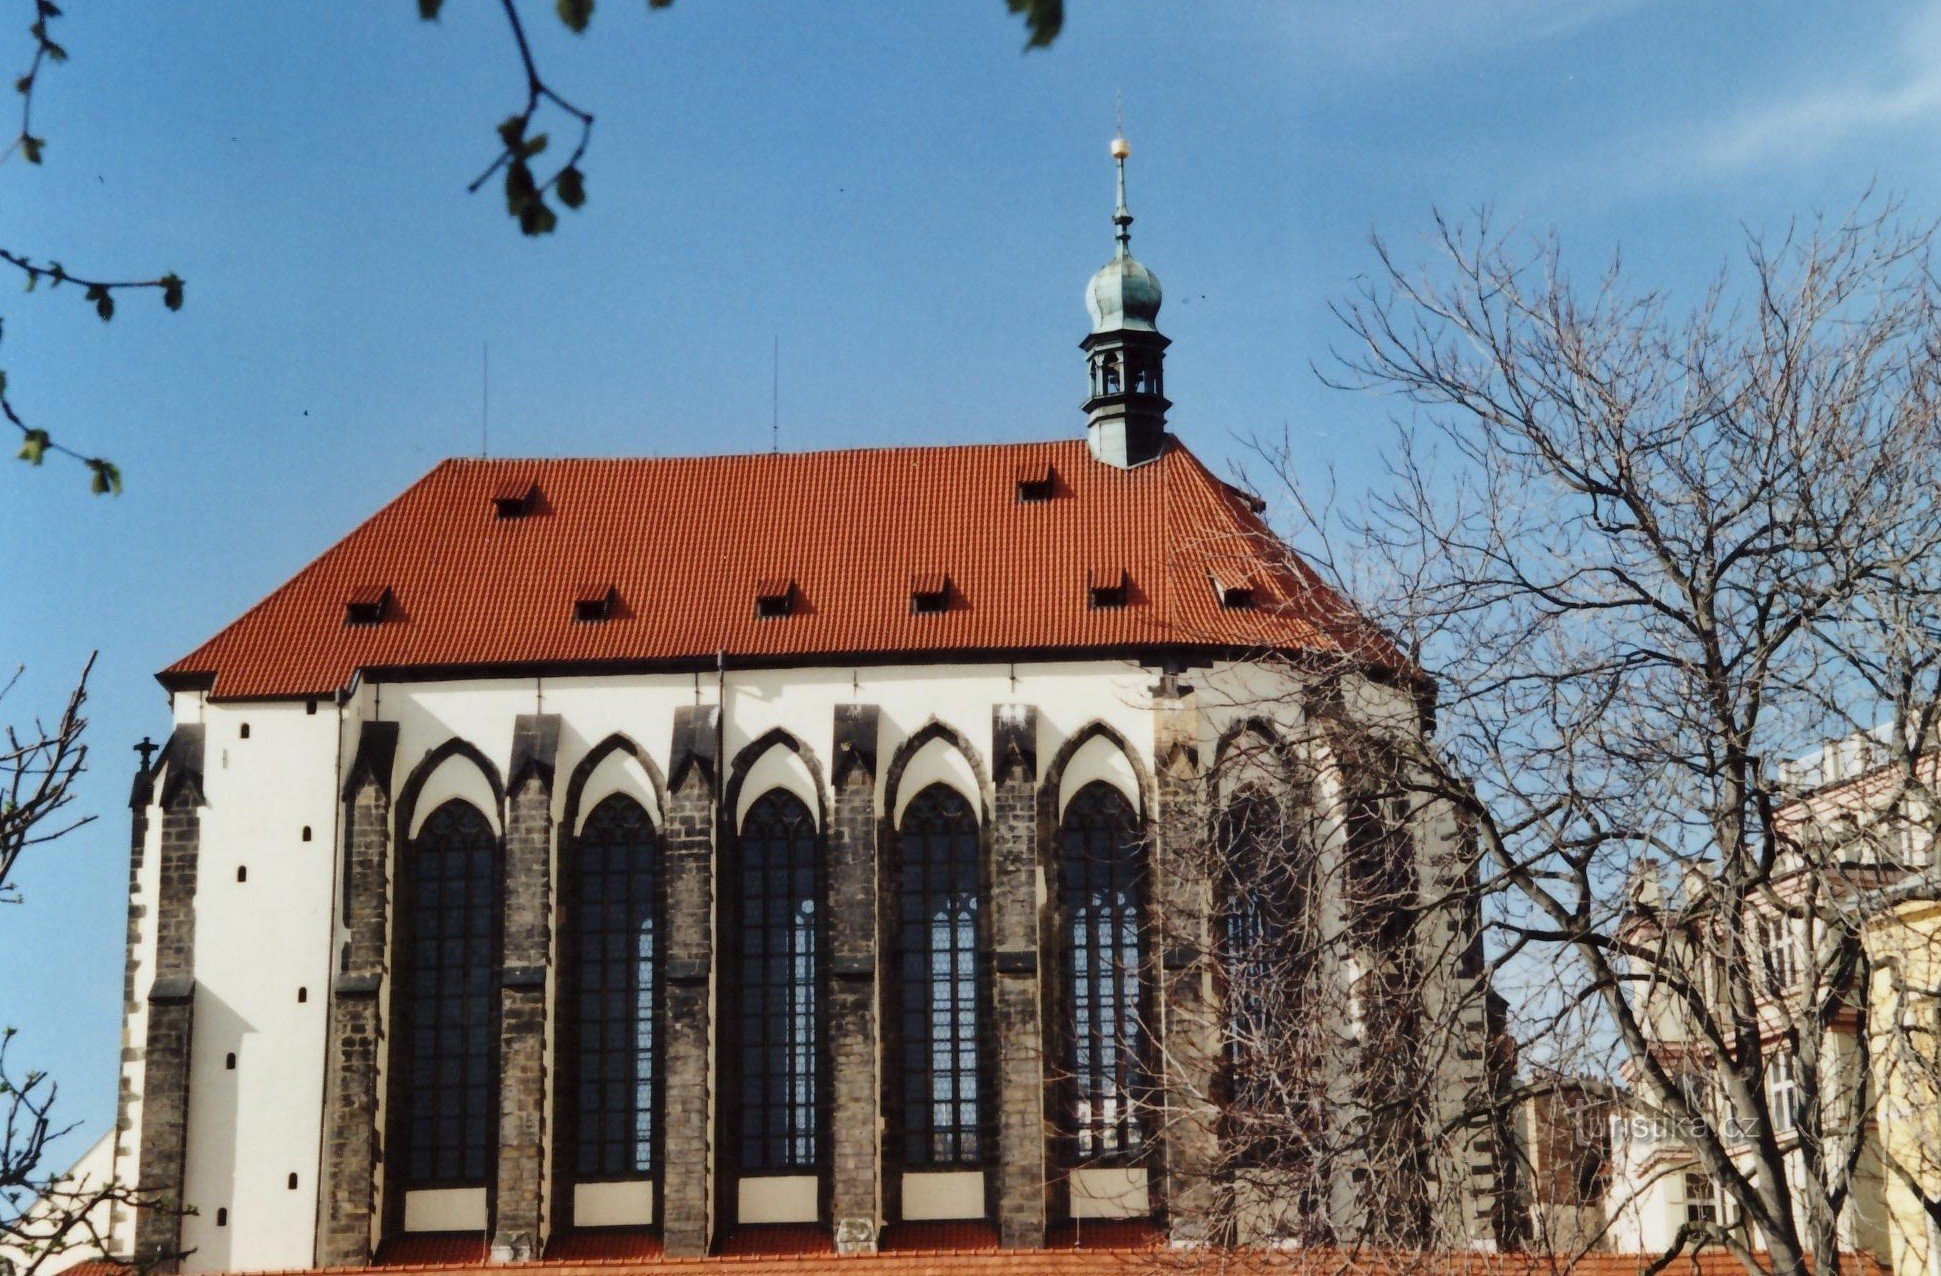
[403,799,501,1188]
[1057,780,1148,1164]
[568,793,662,1182]
[1215,785,1323,1178]
[732,790,822,1173]
[894,784,987,1168]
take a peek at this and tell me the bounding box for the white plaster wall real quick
[890,735,983,827]
[173,697,343,1273]
[573,747,661,831]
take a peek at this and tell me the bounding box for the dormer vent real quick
[344,586,394,627]
[910,573,952,615]
[491,480,541,520]
[573,584,618,623]
[1210,566,1259,610]
[1087,567,1130,610]
[754,578,797,620]
[1015,461,1057,503]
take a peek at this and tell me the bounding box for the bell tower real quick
[1082,133,1170,468]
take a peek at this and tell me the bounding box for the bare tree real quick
[0,658,167,1275]
[1231,201,1941,1275]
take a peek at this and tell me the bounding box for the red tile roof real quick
[161,438,1401,701]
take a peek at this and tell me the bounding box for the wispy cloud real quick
[1293,0,1649,67]
[1686,3,1941,174]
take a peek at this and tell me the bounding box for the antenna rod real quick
[481,342,490,458]
[771,334,780,454]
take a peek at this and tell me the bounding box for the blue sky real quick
[3,0,1937,1153]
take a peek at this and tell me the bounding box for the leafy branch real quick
[0,2,184,493]
[421,0,1065,236]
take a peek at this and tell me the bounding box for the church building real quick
[105,138,1501,1271]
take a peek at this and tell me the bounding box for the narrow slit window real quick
[239,722,251,740]
[236,865,248,883]
[1058,781,1148,1164]
[570,793,663,1181]
[226,1052,237,1070]
[895,784,987,1168]
[1088,568,1130,610]
[733,790,822,1173]
[301,825,312,843]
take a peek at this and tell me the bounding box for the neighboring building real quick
[99,138,1503,1273]
[1500,1076,1610,1256]
[1602,730,1941,1265]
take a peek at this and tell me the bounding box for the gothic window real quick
[403,799,501,1188]
[894,784,986,1168]
[1057,780,1148,1164]
[1216,786,1320,1175]
[733,789,822,1174]
[569,793,661,1182]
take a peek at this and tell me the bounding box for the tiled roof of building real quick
[57,1249,1893,1276]
[161,438,1400,700]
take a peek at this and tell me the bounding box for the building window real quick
[1767,1053,1801,1134]
[1057,780,1148,1164]
[403,799,501,1187]
[1684,1171,1718,1224]
[569,794,661,1182]
[1216,789,1315,1140]
[1760,915,1800,991]
[894,784,986,1168]
[733,790,822,1174]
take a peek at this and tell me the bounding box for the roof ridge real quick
[440,438,1083,468]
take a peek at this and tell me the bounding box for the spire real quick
[1081,129,1170,469]
[1112,133,1132,258]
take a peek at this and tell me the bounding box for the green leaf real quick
[16,428,47,465]
[14,75,30,94]
[418,0,444,17]
[556,0,593,32]
[497,114,527,151]
[519,133,549,160]
[518,198,557,236]
[42,40,65,63]
[504,159,536,215]
[160,273,184,311]
[85,284,112,321]
[1005,0,1062,48]
[556,165,585,209]
[20,135,42,164]
[85,457,121,496]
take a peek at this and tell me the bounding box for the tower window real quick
[226,1052,237,1070]
[343,586,394,627]
[215,1208,228,1228]
[306,698,319,715]
[1015,461,1057,503]
[239,722,250,740]
[491,480,541,520]
[302,825,312,843]
[731,790,822,1174]
[895,785,987,1168]
[910,573,952,615]
[754,578,797,620]
[287,1173,299,1191]
[569,794,662,1180]
[1088,568,1130,610]
[236,865,248,883]
[573,584,618,623]
[1058,781,1148,1163]
[402,800,502,1188]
